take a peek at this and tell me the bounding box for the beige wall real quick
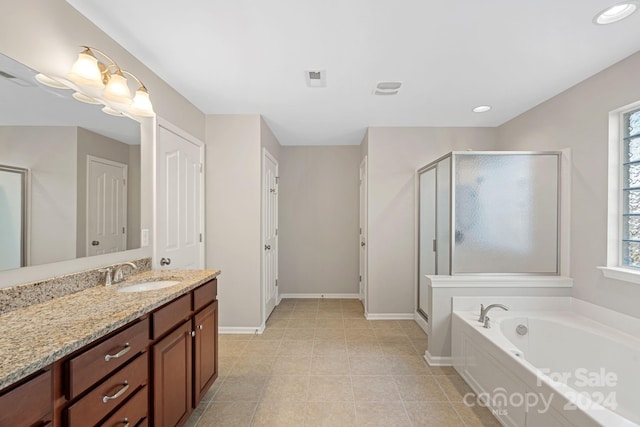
[0,0,205,141]
[497,51,640,318]
[366,127,498,315]
[279,146,361,296]
[206,114,263,328]
[0,126,77,266]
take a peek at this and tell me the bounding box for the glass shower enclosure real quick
[417,151,561,321]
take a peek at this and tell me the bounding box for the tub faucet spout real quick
[478,304,509,323]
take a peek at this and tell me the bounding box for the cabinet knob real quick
[191,330,196,337]
[198,324,204,330]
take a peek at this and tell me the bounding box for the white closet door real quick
[156,123,204,270]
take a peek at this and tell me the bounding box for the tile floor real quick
[186,299,501,427]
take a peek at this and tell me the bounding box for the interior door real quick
[156,123,204,270]
[87,156,127,256]
[262,148,278,321]
[418,166,437,321]
[0,165,27,270]
[359,157,368,312]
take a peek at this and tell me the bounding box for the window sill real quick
[598,266,640,285]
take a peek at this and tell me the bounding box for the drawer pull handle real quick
[105,343,131,362]
[102,381,129,404]
[122,418,130,427]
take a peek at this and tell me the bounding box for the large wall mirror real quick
[0,51,142,273]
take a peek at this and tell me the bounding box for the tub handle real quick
[483,316,491,329]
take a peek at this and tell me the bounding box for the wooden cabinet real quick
[152,321,193,427]
[0,277,218,427]
[193,300,218,404]
[65,353,148,427]
[150,278,218,427]
[100,385,148,427]
[66,318,149,400]
[0,369,51,426]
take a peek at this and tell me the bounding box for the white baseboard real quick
[279,293,361,300]
[365,313,415,320]
[219,325,265,335]
[424,350,453,366]
[414,312,429,335]
[276,294,283,305]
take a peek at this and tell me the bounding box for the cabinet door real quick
[193,301,218,405]
[0,370,51,427]
[152,321,192,427]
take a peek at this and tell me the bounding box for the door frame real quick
[261,147,279,325]
[359,156,368,315]
[154,117,205,269]
[86,155,128,257]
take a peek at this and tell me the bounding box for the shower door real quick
[417,166,436,320]
[0,165,28,270]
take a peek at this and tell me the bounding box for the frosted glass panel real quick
[453,154,558,274]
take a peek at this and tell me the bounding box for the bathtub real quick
[451,298,640,427]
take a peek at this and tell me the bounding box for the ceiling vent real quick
[305,70,326,88]
[374,81,402,96]
[0,70,33,87]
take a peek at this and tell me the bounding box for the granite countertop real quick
[0,269,220,390]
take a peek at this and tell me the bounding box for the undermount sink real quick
[117,280,182,293]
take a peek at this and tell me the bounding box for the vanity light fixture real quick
[36,46,155,117]
[593,1,638,24]
[472,105,492,113]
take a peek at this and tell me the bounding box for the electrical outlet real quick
[141,229,149,247]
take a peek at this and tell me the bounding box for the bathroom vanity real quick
[0,269,220,427]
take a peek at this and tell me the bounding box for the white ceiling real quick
[67,0,640,146]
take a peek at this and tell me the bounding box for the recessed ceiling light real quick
[472,105,492,113]
[373,81,402,95]
[594,1,638,24]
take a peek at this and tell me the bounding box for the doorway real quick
[0,165,28,270]
[359,157,368,313]
[86,156,127,257]
[262,148,278,322]
[155,120,205,270]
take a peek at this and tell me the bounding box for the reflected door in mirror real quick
[0,165,27,270]
[87,156,127,256]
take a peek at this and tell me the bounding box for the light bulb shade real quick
[130,88,154,116]
[104,73,132,105]
[35,73,70,89]
[102,106,124,117]
[67,51,104,89]
[72,91,101,104]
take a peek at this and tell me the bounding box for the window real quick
[621,107,640,267]
[600,102,640,283]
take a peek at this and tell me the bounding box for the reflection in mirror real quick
[0,52,141,272]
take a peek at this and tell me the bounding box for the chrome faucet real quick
[99,262,137,286]
[113,262,137,283]
[478,303,509,323]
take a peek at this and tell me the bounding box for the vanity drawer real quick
[99,385,147,427]
[0,369,51,426]
[193,278,217,312]
[67,317,149,399]
[66,353,147,427]
[152,294,191,339]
